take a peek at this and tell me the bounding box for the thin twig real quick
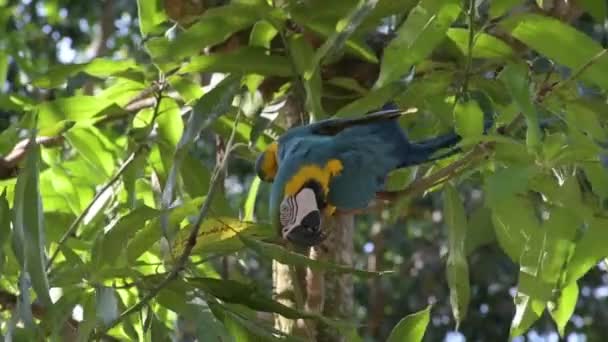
[95,112,242,336]
[546,49,608,97]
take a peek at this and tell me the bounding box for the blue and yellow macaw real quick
[255,107,465,247]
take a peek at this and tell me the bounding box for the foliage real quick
[1,0,608,341]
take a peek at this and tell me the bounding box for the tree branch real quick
[0,135,64,180]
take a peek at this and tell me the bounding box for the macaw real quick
[255,107,470,247]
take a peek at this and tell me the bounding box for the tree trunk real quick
[311,213,355,342]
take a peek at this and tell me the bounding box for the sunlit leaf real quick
[137,0,168,36]
[375,0,461,88]
[167,75,205,104]
[565,216,608,284]
[443,184,470,326]
[170,217,274,258]
[510,294,545,338]
[502,13,608,91]
[499,63,542,151]
[146,3,283,64]
[243,177,261,221]
[66,126,118,177]
[386,305,431,342]
[0,190,10,273]
[489,0,522,18]
[549,282,578,337]
[32,58,140,88]
[97,206,159,267]
[36,96,127,129]
[0,51,9,88]
[447,29,514,59]
[453,99,484,141]
[12,138,52,306]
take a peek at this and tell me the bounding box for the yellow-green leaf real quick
[386,305,432,342]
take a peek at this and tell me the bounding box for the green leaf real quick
[243,177,261,222]
[484,166,534,207]
[565,216,608,284]
[36,96,127,129]
[0,51,8,88]
[501,13,608,91]
[188,277,319,320]
[155,288,232,340]
[146,4,282,65]
[0,190,10,273]
[38,120,76,137]
[492,196,541,261]
[170,217,274,258]
[161,74,241,234]
[97,206,159,267]
[32,58,140,88]
[375,0,461,88]
[510,214,550,337]
[510,294,545,338]
[453,99,484,140]
[489,0,522,18]
[549,282,578,337]
[386,305,431,342]
[66,126,118,178]
[499,63,542,151]
[48,166,83,215]
[443,184,470,326]
[167,75,205,104]
[180,47,292,76]
[180,154,211,198]
[582,162,608,201]
[249,20,278,48]
[465,206,495,255]
[310,0,378,69]
[127,197,204,262]
[238,233,389,278]
[336,81,409,117]
[137,0,168,36]
[287,0,381,63]
[446,29,514,59]
[289,34,324,120]
[12,139,52,306]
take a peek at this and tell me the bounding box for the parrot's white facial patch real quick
[280,188,320,238]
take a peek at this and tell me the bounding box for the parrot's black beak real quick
[283,210,327,247]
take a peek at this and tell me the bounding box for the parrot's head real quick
[269,157,342,247]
